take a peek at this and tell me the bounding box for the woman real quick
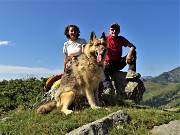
[63,24,86,71]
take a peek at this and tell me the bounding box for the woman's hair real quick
[64,24,80,39]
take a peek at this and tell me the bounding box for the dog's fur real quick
[37,32,107,115]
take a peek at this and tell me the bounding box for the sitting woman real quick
[63,24,86,71]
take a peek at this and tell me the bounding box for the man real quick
[103,23,140,90]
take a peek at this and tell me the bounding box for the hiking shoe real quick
[126,70,141,79]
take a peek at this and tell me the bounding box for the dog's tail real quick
[36,100,56,114]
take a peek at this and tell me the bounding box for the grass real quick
[109,106,180,135]
[0,105,179,135]
[142,82,180,108]
[1,78,179,134]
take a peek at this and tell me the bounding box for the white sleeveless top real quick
[63,38,86,56]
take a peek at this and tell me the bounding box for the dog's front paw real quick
[91,105,101,109]
[62,109,73,115]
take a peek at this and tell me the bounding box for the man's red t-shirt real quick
[105,36,130,61]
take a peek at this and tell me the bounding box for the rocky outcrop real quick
[66,110,130,135]
[101,71,146,104]
[151,120,180,135]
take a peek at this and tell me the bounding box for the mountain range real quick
[141,66,180,108]
[141,66,180,84]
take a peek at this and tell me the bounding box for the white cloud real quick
[0,41,13,46]
[0,65,63,81]
[0,65,62,74]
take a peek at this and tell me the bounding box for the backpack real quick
[45,74,62,91]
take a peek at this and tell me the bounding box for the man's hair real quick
[64,24,80,39]
[110,23,120,31]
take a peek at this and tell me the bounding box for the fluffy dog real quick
[37,32,107,115]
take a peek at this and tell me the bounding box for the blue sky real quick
[0,0,179,81]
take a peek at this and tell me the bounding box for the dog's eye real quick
[101,43,106,46]
[96,43,100,46]
[96,42,106,47]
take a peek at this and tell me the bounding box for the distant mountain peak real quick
[151,66,180,84]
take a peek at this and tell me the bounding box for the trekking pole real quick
[29,88,58,109]
[29,93,50,109]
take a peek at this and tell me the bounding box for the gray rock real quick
[151,120,180,135]
[0,131,4,135]
[110,71,127,95]
[111,71,146,104]
[66,110,130,135]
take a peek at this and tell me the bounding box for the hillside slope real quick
[0,70,179,134]
[141,66,180,108]
[151,66,180,84]
[142,82,180,108]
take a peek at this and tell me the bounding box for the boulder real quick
[151,120,180,135]
[101,71,146,104]
[66,110,130,135]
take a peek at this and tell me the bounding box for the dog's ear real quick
[100,32,106,40]
[90,31,96,41]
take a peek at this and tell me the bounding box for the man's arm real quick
[126,43,136,64]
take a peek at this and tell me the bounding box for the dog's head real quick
[84,32,107,63]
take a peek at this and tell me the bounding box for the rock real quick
[125,79,146,104]
[66,110,130,135]
[0,131,4,135]
[151,120,180,135]
[110,71,146,104]
[110,71,127,95]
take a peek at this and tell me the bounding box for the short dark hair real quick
[64,24,80,39]
[110,23,120,31]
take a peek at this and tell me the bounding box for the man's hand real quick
[104,61,110,68]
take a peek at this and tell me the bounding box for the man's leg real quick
[128,51,136,72]
[126,51,141,79]
[103,58,127,94]
[103,66,115,94]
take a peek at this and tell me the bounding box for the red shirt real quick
[105,36,130,61]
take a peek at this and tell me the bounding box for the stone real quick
[151,120,180,135]
[110,71,146,104]
[66,110,130,135]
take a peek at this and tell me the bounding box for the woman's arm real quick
[63,53,69,72]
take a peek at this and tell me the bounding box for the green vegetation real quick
[142,82,180,108]
[0,77,180,135]
[141,66,180,109]
[109,107,180,135]
[151,67,180,84]
[0,105,179,135]
[0,78,47,114]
